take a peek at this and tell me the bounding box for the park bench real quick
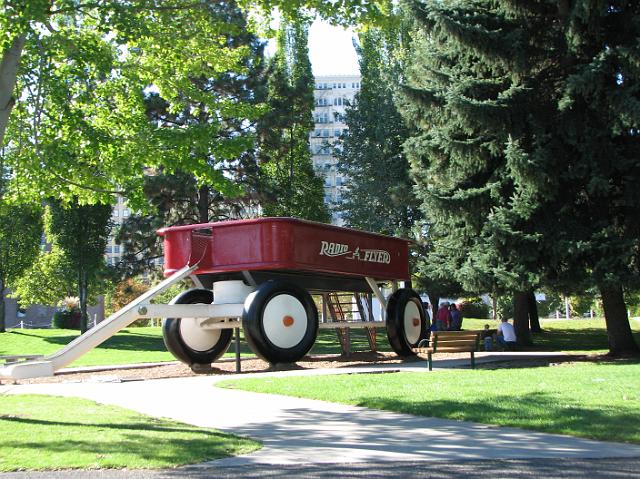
[412,331,481,371]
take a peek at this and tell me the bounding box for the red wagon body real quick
[158,217,410,281]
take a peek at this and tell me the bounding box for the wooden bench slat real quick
[432,347,476,352]
[431,340,478,347]
[430,332,479,339]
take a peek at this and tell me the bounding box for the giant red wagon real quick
[0,218,429,380]
[156,218,428,366]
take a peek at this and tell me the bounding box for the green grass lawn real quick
[2,318,639,367]
[219,360,640,444]
[0,394,260,472]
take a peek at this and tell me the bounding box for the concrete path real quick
[3,352,640,467]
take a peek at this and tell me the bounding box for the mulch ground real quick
[9,351,419,385]
[6,351,605,386]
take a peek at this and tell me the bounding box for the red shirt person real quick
[436,302,451,331]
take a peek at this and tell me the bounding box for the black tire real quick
[386,288,429,357]
[242,280,318,364]
[162,289,232,365]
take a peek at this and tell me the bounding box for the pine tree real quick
[400,0,640,354]
[545,0,640,355]
[257,20,329,222]
[399,0,546,344]
[337,28,420,237]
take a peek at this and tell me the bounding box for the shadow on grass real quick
[531,328,640,352]
[0,415,223,436]
[359,391,640,444]
[8,330,167,352]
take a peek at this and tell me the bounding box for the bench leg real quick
[471,351,475,369]
[428,352,432,371]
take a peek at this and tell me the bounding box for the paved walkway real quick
[3,352,640,469]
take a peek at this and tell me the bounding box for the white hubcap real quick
[262,294,308,349]
[403,300,422,345]
[180,318,221,352]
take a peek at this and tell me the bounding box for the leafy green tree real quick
[11,245,76,308]
[0,202,42,332]
[257,19,329,222]
[1,1,264,209]
[400,0,640,355]
[337,27,419,236]
[116,2,266,276]
[0,1,393,209]
[47,199,112,332]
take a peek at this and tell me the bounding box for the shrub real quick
[52,297,81,329]
[459,297,490,319]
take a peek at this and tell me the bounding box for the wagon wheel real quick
[162,289,232,366]
[386,288,428,357]
[242,280,318,364]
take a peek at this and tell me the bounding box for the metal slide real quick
[0,264,198,380]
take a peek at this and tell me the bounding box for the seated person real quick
[449,303,463,331]
[481,324,493,351]
[496,317,517,350]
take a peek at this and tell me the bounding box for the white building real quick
[311,74,361,225]
[105,195,130,266]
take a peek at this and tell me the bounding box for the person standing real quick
[496,317,517,350]
[449,303,462,330]
[436,302,451,331]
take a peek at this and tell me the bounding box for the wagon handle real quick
[188,226,214,266]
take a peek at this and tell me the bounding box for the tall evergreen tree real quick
[337,28,420,237]
[400,0,545,344]
[257,19,329,222]
[545,0,640,355]
[400,0,640,355]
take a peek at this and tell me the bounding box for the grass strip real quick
[0,394,260,472]
[219,361,640,444]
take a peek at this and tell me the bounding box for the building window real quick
[113,210,119,217]
[315,113,330,124]
[123,209,130,217]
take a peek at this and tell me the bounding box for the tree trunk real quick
[0,33,27,148]
[513,291,533,346]
[198,185,209,223]
[79,271,88,333]
[492,295,498,320]
[528,289,542,333]
[430,295,440,324]
[0,280,6,333]
[599,284,640,356]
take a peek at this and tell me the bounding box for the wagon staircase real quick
[325,293,377,356]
